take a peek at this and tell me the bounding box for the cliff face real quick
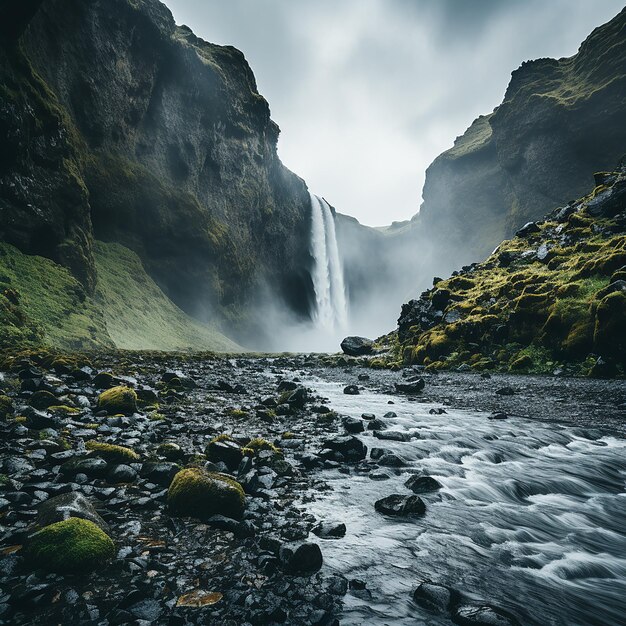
[0,0,312,344]
[416,7,626,278]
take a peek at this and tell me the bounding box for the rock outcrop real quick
[0,0,314,347]
[387,164,626,377]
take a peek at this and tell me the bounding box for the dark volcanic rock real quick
[413,580,457,613]
[340,336,374,356]
[395,379,425,394]
[373,430,412,442]
[35,493,110,533]
[375,494,426,516]
[343,385,360,395]
[312,522,346,539]
[377,452,406,467]
[342,416,365,434]
[322,436,367,462]
[279,542,323,574]
[405,475,442,494]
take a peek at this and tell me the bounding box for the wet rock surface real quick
[0,352,624,624]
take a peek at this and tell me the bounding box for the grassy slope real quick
[93,241,239,352]
[0,241,240,352]
[0,242,111,351]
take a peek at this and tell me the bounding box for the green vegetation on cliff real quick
[94,242,239,352]
[389,166,626,377]
[0,241,239,352]
[0,242,111,351]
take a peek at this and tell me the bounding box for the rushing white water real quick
[309,193,348,331]
[303,377,626,625]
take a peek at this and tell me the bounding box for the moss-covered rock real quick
[510,354,533,370]
[156,442,183,461]
[167,468,245,520]
[85,440,139,463]
[593,291,626,363]
[26,517,115,573]
[0,394,14,419]
[245,438,282,456]
[47,405,80,415]
[97,386,138,415]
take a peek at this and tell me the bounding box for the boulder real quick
[395,379,425,394]
[322,436,367,462]
[342,416,365,433]
[340,336,374,356]
[93,372,115,389]
[405,475,442,494]
[375,494,426,516]
[156,442,184,461]
[205,439,243,469]
[285,386,308,409]
[26,518,115,573]
[343,385,360,395]
[107,464,138,484]
[279,541,323,574]
[377,452,406,467]
[35,492,110,533]
[167,468,245,520]
[312,522,346,539]
[28,390,58,410]
[60,458,108,479]
[367,418,387,431]
[413,580,457,613]
[140,461,180,486]
[97,386,138,415]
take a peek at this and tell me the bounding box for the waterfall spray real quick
[309,192,348,330]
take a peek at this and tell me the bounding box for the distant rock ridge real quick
[414,6,626,277]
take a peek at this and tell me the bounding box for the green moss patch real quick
[167,467,245,520]
[86,440,139,462]
[0,395,14,418]
[0,243,112,351]
[26,518,115,573]
[97,386,138,416]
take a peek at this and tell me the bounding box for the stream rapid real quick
[304,377,626,626]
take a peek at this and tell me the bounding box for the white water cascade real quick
[309,192,348,332]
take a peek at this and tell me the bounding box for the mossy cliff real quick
[387,165,626,377]
[404,8,626,283]
[0,0,312,347]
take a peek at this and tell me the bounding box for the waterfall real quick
[309,192,348,330]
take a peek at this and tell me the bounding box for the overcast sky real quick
[163,0,624,226]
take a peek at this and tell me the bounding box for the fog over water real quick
[163,0,624,226]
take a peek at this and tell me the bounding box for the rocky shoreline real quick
[0,351,624,625]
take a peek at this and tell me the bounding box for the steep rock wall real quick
[1,0,313,344]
